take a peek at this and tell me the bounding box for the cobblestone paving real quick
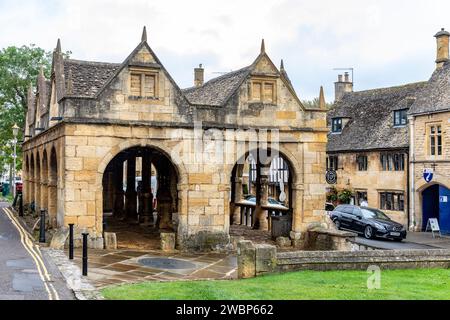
[66,248,237,289]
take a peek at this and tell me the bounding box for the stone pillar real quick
[290,183,305,248]
[29,177,34,211]
[157,163,173,230]
[40,178,48,213]
[140,151,153,225]
[232,177,243,225]
[47,177,57,228]
[34,173,40,211]
[125,154,138,222]
[113,158,125,219]
[253,167,269,231]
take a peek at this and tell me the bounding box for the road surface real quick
[0,202,74,300]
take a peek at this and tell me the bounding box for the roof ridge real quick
[64,58,121,67]
[184,65,251,91]
[350,81,427,95]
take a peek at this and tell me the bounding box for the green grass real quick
[101,268,450,300]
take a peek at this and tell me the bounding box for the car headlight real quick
[373,223,386,230]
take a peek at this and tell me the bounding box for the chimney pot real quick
[435,27,450,69]
[338,74,343,82]
[344,72,350,82]
[194,64,204,87]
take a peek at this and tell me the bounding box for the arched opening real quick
[48,147,58,227]
[102,146,179,249]
[35,152,41,211]
[29,153,35,212]
[41,150,49,213]
[422,184,450,234]
[230,148,294,241]
[24,155,30,205]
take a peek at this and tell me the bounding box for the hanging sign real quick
[423,168,434,183]
[326,170,337,185]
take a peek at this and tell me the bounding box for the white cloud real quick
[0,0,449,100]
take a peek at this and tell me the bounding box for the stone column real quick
[113,158,125,219]
[47,176,57,228]
[140,151,153,225]
[125,153,138,222]
[290,183,305,247]
[253,166,269,231]
[34,172,40,211]
[232,177,243,225]
[29,177,34,211]
[157,163,173,230]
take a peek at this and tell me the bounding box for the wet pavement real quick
[67,248,237,289]
[0,203,74,300]
[354,232,450,250]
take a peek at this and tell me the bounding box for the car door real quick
[339,206,354,229]
[351,207,365,233]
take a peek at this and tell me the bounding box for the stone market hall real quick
[22,27,328,250]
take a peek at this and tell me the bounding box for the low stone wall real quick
[305,228,357,251]
[237,240,450,278]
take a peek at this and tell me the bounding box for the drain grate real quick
[138,257,196,270]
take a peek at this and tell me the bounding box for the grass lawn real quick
[101,268,450,300]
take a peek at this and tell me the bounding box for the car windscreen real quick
[361,208,391,220]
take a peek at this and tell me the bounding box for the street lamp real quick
[12,123,19,199]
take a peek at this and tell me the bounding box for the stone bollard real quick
[237,240,256,279]
[255,244,277,275]
[276,236,292,248]
[104,232,117,250]
[160,232,176,252]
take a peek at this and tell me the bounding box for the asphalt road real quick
[0,202,74,300]
[354,235,438,250]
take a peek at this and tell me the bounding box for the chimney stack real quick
[435,28,450,69]
[334,72,353,102]
[194,64,204,87]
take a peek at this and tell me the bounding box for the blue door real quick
[439,186,450,234]
[422,185,439,231]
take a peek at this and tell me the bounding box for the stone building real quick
[22,27,328,249]
[408,29,450,234]
[327,28,450,233]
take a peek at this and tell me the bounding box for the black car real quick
[330,205,407,241]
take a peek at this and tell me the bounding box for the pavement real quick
[0,202,74,300]
[66,248,237,289]
[354,232,450,250]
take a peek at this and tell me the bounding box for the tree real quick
[0,44,53,181]
[302,97,333,110]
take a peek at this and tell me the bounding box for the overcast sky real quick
[0,0,448,101]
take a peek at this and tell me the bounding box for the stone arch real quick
[48,146,58,227]
[96,140,187,243]
[34,151,41,210]
[41,149,49,212]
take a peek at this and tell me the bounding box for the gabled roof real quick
[409,61,450,115]
[183,66,251,106]
[327,81,427,153]
[63,59,120,97]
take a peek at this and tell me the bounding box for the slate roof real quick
[409,61,450,115]
[327,82,427,153]
[63,59,121,97]
[182,66,251,106]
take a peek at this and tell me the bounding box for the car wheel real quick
[364,226,373,239]
[334,219,341,230]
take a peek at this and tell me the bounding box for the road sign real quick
[423,168,434,183]
[425,218,442,238]
[440,196,448,203]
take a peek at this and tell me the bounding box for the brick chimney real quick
[194,64,204,87]
[435,28,450,69]
[334,72,353,102]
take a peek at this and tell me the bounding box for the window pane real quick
[144,75,155,96]
[130,74,141,96]
[264,83,274,102]
[438,135,442,155]
[253,83,261,100]
[431,136,436,155]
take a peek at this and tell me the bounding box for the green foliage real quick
[326,187,338,202]
[337,188,353,204]
[302,97,333,110]
[0,44,53,177]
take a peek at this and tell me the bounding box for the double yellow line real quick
[3,207,60,300]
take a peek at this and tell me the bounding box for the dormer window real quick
[250,79,276,103]
[394,109,408,127]
[129,69,158,98]
[332,118,343,133]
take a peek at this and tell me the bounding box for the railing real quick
[234,202,291,231]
